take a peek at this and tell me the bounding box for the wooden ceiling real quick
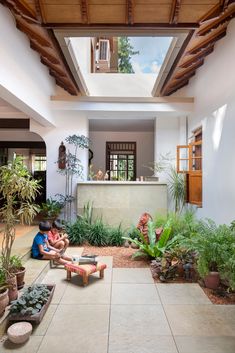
[1,0,235,96]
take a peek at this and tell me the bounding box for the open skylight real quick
[67,36,175,97]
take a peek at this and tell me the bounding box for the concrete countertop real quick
[77,181,167,185]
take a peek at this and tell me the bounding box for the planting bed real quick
[82,245,235,304]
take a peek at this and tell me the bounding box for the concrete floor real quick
[1,260,235,353]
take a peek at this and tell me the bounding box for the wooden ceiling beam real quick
[42,22,199,29]
[163,77,191,96]
[199,4,222,23]
[126,0,134,25]
[174,59,204,80]
[30,39,60,65]
[15,16,51,47]
[170,0,181,24]
[187,27,227,55]
[222,0,235,10]
[81,0,89,24]
[198,5,235,36]
[179,45,214,68]
[0,0,38,23]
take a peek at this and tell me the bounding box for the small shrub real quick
[107,224,125,246]
[88,218,109,246]
[66,218,88,245]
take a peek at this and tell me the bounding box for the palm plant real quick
[167,167,185,214]
[0,156,41,273]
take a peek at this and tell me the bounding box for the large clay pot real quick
[7,274,18,302]
[15,267,26,290]
[0,288,9,317]
[204,272,220,289]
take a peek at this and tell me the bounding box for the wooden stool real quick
[64,262,107,286]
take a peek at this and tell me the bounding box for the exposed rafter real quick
[179,46,214,69]
[198,4,235,36]
[126,0,134,25]
[170,0,181,24]
[187,26,227,55]
[81,0,89,24]
[1,0,79,95]
[222,0,235,10]
[174,59,204,80]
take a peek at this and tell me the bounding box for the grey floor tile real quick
[61,283,111,304]
[0,335,43,353]
[46,304,109,336]
[164,304,235,336]
[32,304,57,336]
[109,335,178,353]
[111,283,160,305]
[38,334,108,353]
[112,268,154,283]
[175,336,235,353]
[110,304,171,336]
[157,283,211,305]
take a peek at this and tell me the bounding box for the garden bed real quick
[82,245,235,305]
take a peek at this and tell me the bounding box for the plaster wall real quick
[181,19,235,224]
[89,130,154,178]
[31,112,89,213]
[0,5,55,126]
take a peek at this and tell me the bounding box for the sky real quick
[128,37,173,74]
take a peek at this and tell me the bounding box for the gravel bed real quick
[82,245,150,268]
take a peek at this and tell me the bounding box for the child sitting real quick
[48,220,70,254]
[31,221,71,265]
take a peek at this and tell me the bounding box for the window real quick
[33,155,47,172]
[106,142,136,181]
[177,127,202,207]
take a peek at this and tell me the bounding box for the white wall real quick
[154,116,180,181]
[181,19,235,224]
[89,130,154,178]
[30,112,89,207]
[0,5,56,126]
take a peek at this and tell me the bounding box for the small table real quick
[64,262,107,286]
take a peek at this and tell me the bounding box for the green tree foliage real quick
[118,37,139,73]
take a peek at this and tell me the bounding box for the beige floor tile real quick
[214,305,235,329]
[61,283,111,304]
[112,268,154,283]
[46,304,109,336]
[111,283,160,305]
[0,335,43,353]
[32,304,58,336]
[110,304,171,336]
[157,283,211,305]
[164,304,235,336]
[175,336,235,353]
[38,334,108,353]
[109,335,178,353]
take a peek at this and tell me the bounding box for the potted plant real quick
[0,156,41,301]
[0,268,9,317]
[39,197,63,221]
[9,284,55,324]
[183,220,233,289]
[9,255,26,290]
[144,152,173,181]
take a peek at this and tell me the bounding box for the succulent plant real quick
[10,284,51,316]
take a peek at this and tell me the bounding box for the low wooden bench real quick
[64,262,107,286]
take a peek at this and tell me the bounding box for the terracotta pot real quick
[0,288,9,317]
[177,263,184,277]
[204,272,220,289]
[7,274,18,302]
[15,267,26,290]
